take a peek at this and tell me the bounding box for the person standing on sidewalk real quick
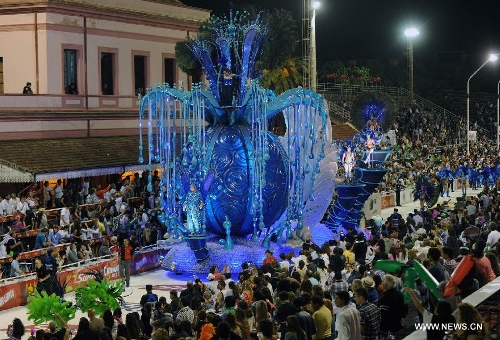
[119,238,134,287]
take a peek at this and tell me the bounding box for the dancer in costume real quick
[440,177,450,197]
[363,134,376,167]
[367,115,378,132]
[221,68,236,107]
[342,146,355,181]
[183,184,204,234]
[458,174,467,197]
[418,185,429,210]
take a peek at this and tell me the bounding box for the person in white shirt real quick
[0,195,4,215]
[333,291,361,340]
[279,253,290,272]
[413,212,423,225]
[3,195,13,215]
[487,223,500,247]
[60,206,70,226]
[16,197,29,215]
[9,193,19,214]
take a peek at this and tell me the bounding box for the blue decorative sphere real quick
[195,124,289,236]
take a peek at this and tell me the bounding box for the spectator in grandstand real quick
[35,228,52,249]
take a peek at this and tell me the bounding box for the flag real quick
[468,130,477,141]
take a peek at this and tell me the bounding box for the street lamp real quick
[404,27,419,102]
[497,79,500,150]
[466,53,498,154]
[310,1,320,92]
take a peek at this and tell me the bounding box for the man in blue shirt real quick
[48,225,62,245]
[35,228,52,249]
[10,253,23,277]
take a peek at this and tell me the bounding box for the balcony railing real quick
[0,93,140,111]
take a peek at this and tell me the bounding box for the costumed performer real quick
[342,146,356,181]
[183,184,205,234]
[363,134,376,167]
[221,68,236,107]
[418,185,429,210]
[367,115,378,132]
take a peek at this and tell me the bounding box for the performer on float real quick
[342,146,356,181]
[363,134,376,167]
[223,216,233,250]
[221,68,236,107]
[367,115,378,132]
[183,184,205,234]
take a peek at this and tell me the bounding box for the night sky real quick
[180,0,500,67]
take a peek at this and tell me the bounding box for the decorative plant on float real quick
[139,11,332,243]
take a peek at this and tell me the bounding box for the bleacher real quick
[318,83,495,142]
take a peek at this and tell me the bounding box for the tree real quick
[260,57,303,94]
[259,8,299,70]
[175,38,202,77]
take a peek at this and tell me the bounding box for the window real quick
[134,55,146,96]
[101,52,115,95]
[164,58,175,87]
[63,50,78,94]
[0,57,3,93]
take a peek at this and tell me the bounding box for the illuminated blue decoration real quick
[138,10,334,245]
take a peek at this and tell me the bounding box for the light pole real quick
[466,54,498,155]
[497,79,500,150]
[310,1,320,92]
[404,28,419,102]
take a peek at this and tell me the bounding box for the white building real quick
[0,0,209,140]
[0,0,209,185]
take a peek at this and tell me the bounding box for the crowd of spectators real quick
[371,104,500,195]
[3,102,500,339]
[0,170,166,280]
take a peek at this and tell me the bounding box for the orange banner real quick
[381,195,393,209]
[0,248,163,311]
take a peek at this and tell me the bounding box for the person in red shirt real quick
[119,238,134,287]
[473,241,496,286]
[262,250,278,267]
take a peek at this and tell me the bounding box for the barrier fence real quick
[0,247,165,311]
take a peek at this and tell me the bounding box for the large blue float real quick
[137,11,394,272]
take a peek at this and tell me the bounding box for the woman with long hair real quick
[235,307,252,339]
[285,315,306,340]
[255,300,270,332]
[141,303,153,338]
[237,300,254,332]
[6,318,25,340]
[225,314,242,337]
[452,303,488,340]
[125,313,142,340]
[116,324,132,340]
[259,320,277,340]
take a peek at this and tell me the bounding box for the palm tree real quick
[260,57,303,94]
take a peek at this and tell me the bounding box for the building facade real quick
[0,0,209,140]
